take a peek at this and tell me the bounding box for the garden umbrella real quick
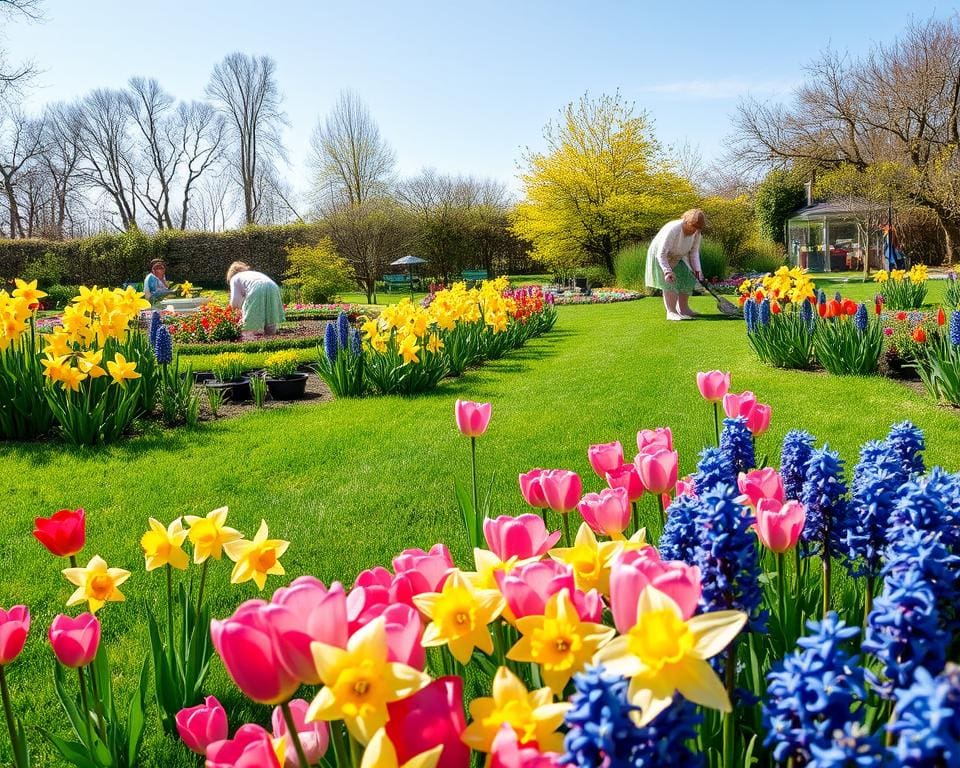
[391,255,427,296]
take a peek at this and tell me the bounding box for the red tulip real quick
[696,370,731,403]
[587,441,624,478]
[604,464,644,502]
[482,515,561,561]
[33,508,86,558]
[912,327,927,343]
[896,311,908,321]
[755,499,806,553]
[206,724,281,768]
[175,696,228,756]
[0,606,29,665]
[455,399,492,437]
[577,488,631,538]
[938,307,947,327]
[826,299,842,318]
[271,698,329,767]
[745,403,772,436]
[722,391,756,419]
[518,469,549,509]
[636,427,672,454]
[48,613,100,668]
[634,449,678,495]
[874,298,883,316]
[538,470,582,514]
[210,600,300,705]
[609,549,701,632]
[817,301,827,318]
[771,301,782,315]
[386,676,470,768]
[842,298,858,316]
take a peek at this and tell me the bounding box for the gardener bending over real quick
[226,261,285,338]
[644,208,706,321]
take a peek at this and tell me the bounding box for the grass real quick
[3,289,960,765]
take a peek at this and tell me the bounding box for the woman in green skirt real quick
[227,261,285,337]
[644,209,705,320]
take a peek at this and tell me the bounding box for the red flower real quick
[912,327,927,343]
[33,508,86,558]
[771,302,782,314]
[817,302,827,318]
[385,677,469,767]
[842,299,858,316]
[896,311,908,322]
[874,300,882,316]
[938,307,946,326]
[826,300,842,319]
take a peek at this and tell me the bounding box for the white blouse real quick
[649,219,702,275]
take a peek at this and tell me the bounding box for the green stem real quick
[349,732,363,768]
[539,508,548,529]
[631,501,639,538]
[86,664,107,743]
[69,554,78,569]
[656,493,666,544]
[777,551,787,644]
[561,511,572,548]
[196,559,209,620]
[723,642,737,768]
[329,720,349,766]
[166,564,175,654]
[713,401,720,446]
[76,667,97,750]
[493,619,508,668]
[470,436,480,546]
[280,700,311,768]
[0,666,22,768]
[864,574,875,630]
[822,554,832,618]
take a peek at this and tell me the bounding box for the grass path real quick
[3,288,958,765]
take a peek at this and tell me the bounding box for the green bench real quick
[382,273,421,292]
[461,269,489,286]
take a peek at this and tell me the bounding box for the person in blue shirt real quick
[144,260,174,304]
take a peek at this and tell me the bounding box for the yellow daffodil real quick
[594,586,746,725]
[398,333,420,365]
[41,354,70,383]
[140,517,190,571]
[63,555,131,613]
[223,519,289,590]
[12,278,46,306]
[184,506,242,563]
[426,334,444,353]
[464,548,522,591]
[361,317,380,340]
[179,281,194,296]
[507,589,615,696]
[307,616,431,744]
[360,728,442,768]
[77,350,106,378]
[413,569,505,664]
[60,365,88,392]
[43,332,73,358]
[549,522,622,595]
[461,666,569,754]
[107,353,140,386]
[615,529,650,558]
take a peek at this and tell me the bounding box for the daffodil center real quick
[254,548,277,571]
[530,620,583,669]
[628,609,693,669]
[89,573,114,600]
[481,700,537,744]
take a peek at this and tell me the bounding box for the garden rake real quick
[697,277,742,318]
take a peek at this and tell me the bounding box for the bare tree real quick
[0,107,44,237]
[189,169,234,231]
[175,100,225,229]
[42,102,83,238]
[0,0,43,96]
[206,53,286,224]
[308,90,395,210]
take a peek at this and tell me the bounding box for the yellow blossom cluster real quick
[0,279,47,351]
[873,264,928,285]
[738,266,815,305]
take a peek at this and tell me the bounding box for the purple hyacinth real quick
[801,297,814,331]
[807,723,887,768]
[854,303,868,332]
[759,298,771,325]
[720,417,755,476]
[148,310,162,347]
[745,297,757,332]
[950,310,960,346]
[800,446,847,558]
[350,328,362,356]
[152,324,173,365]
[336,311,350,350]
[885,421,925,477]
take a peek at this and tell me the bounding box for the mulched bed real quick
[196,371,332,422]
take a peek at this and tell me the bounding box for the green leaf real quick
[39,730,98,768]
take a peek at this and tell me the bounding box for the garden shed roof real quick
[788,197,883,221]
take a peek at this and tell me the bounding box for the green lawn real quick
[3,288,959,765]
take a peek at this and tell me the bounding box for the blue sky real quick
[5,0,951,195]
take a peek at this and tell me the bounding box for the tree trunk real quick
[942,219,959,267]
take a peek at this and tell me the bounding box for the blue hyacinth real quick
[720,417,755,477]
[323,322,339,364]
[854,303,868,332]
[863,527,959,697]
[888,468,960,554]
[763,613,866,764]
[807,723,887,768]
[800,446,847,558]
[885,421,925,477]
[781,430,816,501]
[350,328,362,356]
[818,289,827,304]
[659,493,705,565]
[148,311,161,347]
[759,298,771,326]
[691,485,766,630]
[950,310,960,346]
[835,290,843,301]
[745,298,757,332]
[153,324,173,365]
[692,446,735,496]
[837,441,905,578]
[888,664,960,767]
[562,666,703,768]
[801,297,814,331]
[336,311,350,350]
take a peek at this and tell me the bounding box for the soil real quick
[196,370,332,421]
[247,319,330,341]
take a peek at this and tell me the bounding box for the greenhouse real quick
[786,198,885,272]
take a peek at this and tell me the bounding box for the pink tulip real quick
[263,578,348,685]
[392,544,454,596]
[635,449,679,495]
[745,403,772,436]
[722,390,757,419]
[483,514,561,561]
[519,469,549,508]
[0,606,29,665]
[604,464,644,502]
[696,370,731,403]
[738,468,786,509]
[386,677,470,768]
[539,470,582,514]
[587,441,624,478]
[495,561,601,622]
[676,475,697,498]
[175,696,228,756]
[610,549,702,632]
[347,568,392,632]
[491,724,561,768]
[455,399,492,438]
[577,488,631,538]
[271,698,329,767]
[755,499,806,553]
[637,427,673,454]
[381,603,425,670]
[206,724,281,768]
[210,600,300,705]
[48,613,100,668]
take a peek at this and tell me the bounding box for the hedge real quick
[0,224,327,289]
[173,334,327,356]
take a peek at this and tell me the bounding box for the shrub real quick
[614,243,647,290]
[21,250,67,287]
[573,265,615,288]
[754,169,806,245]
[702,195,754,262]
[284,238,355,303]
[43,284,81,310]
[741,237,786,274]
[699,237,727,280]
[211,353,246,383]
[264,350,300,378]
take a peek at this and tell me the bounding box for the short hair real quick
[150,259,165,270]
[682,208,707,231]
[226,261,250,282]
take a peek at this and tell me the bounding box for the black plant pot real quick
[193,371,216,384]
[266,372,309,401]
[205,377,251,402]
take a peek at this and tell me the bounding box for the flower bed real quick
[284,302,373,322]
[4,375,958,767]
[550,287,642,305]
[873,264,929,310]
[166,303,242,344]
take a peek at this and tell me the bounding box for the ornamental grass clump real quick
[874,264,928,310]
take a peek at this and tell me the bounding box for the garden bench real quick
[461,269,488,286]
[381,273,421,292]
